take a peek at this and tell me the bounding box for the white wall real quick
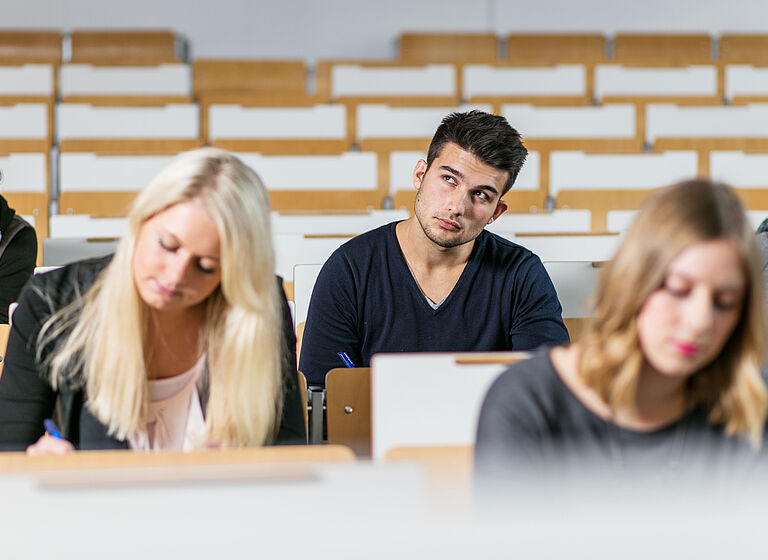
[4,0,768,60]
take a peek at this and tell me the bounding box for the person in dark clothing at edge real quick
[0,194,37,323]
[300,110,569,387]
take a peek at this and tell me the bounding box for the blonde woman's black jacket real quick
[0,256,306,450]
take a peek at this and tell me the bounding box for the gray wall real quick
[5,0,768,60]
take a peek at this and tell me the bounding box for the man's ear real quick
[488,199,508,224]
[412,159,428,191]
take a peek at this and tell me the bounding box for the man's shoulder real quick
[339,222,397,251]
[479,230,536,259]
[328,222,399,265]
[476,230,546,275]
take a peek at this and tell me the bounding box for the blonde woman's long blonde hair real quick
[39,148,284,446]
[579,179,768,447]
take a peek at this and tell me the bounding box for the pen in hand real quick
[43,418,63,439]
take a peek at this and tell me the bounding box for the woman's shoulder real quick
[483,350,567,421]
[29,256,113,307]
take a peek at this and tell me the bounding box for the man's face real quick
[413,142,509,249]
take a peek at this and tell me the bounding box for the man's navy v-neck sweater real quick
[299,222,569,386]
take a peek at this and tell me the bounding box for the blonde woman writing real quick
[0,148,305,452]
[476,180,767,476]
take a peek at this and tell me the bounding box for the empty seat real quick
[0,152,49,257]
[271,209,408,236]
[508,232,622,262]
[49,215,128,238]
[56,102,201,152]
[193,59,308,98]
[273,233,353,281]
[594,64,718,102]
[0,103,51,151]
[316,61,458,102]
[208,104,349,153]
[234,151,380,211]
[0,31,61,64]
[501,103,639,149]
[506,34,606,64]
[543,261,600,319]
[710,150,768,209]
[463,64,590,108]
[724,65,768,103]
[719,34,768,66]
[550,150,698,229]
[0,63,55,100]
[292,263,323,329]
[399,33,498,63]
[645,104,768,173]
[487,209,592,234]
[612,33,713,65]
[59,63,192,102]
[69,30,180,64]
[58,152,177,215]
[316,61,461,144]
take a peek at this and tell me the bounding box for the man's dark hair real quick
[425,110,528,195]
[757,217,768,234]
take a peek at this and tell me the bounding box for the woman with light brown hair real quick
[476,179,767,475]
[0,148,305,452]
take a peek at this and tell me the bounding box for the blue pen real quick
[337,351,355,368]
[43,418,63,440]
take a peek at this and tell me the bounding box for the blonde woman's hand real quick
[26,433,75,456]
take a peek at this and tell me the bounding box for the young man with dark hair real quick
[299,110,569,386]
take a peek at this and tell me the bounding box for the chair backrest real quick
[0,63,55,99]
[463,63,589,105]
[0,103,51,150]
[543,261,601,319]
[370,352,528,459]
[326,367,371,457]
[549,150,698,229]
[0,323,10,379]
[508,232,622,262]
[646,103,768,146]
[594,64,718,102]
[316,60,459,103]
[293,264,324,329]
[56,102,201,153]
[59,63,191,101]
[193,59,308,98]
[0,31,61,64]
[725,65,768,103]
[399,33,498,63]
[719,34,768,65]
[42,238,118,267]
[272,209,408,236]
[297,371,308,441]
[58,152,176,215]
[235,152,380,212]
[612,33,712,65]
[208,104,349,153]
[69,30,179,64]
[506,34,606,64]
[273,234,352,280]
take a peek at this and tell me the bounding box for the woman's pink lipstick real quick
[674,342,699,356]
